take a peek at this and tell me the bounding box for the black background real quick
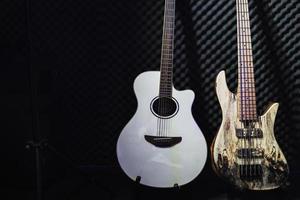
[1,0,300,199]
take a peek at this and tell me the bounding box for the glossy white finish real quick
[117,71,207,188]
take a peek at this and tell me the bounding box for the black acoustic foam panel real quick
[1,0,299,195]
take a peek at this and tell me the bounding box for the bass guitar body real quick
[117,71,207,188]
[211,71,289,190]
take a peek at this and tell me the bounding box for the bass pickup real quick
[237,148,264,159]
[236,128,263,139]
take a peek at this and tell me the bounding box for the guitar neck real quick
[236,0,257,121]
[159,0,176,98]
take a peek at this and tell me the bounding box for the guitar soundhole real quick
[151,97,179,119]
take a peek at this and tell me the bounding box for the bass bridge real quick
[236,127,264,180]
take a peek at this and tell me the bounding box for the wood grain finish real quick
[211,71,289,190]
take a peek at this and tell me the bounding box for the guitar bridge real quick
[144,135,182,148]
[239,164,263,181]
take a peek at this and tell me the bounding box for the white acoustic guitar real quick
[116,0,207,188]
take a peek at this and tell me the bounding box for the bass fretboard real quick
[237,0,257,121]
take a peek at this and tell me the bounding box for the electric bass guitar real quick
[117,0,207,188]
[211,0,289,190]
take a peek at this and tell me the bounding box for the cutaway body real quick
[211,71,289,190]
[117,71,207,188]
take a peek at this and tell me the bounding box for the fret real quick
[161,65,173,68]
[239,75,255,78]
[165,9,175,13]
[239,103,257,107]
[240,84,255,86]
[239,93,256,97]
[164,17,175,21]
[160,65,173,68]
[239,73,255,76]
[240,104,257,107]
[160,88,172,91]
[240,89,256,93]
[160,73,172,77]
[240,99,257,102]
[240,112,257,115]
[241,117,257,120]
[162,52,173,56]
[240,92,256,95]
[239,47,252,50]
[240,108,257,112]
[237,11,250,14]
[165,21,174,24]
[241,97,255,101]
[241,112,257,115]
[241,105,257,109]
[162,37,174,40]
[240,18,250,22]
[160,86,172,88]
[238,23,251,28]
[161,56,173,60]
[239,54,253,58]
[241,104,256,108]
[239,76,255,79]
[161,67,172,70]
[164,27,175,30]
[160,77,172,81]
[240,107,257,110]
[241,114,257,117]
[239,70,255,74]
[239,61,254,64]
[239,98,257,102]
[240,109,257,112]
[240,94,257,98]
[161,61,173,65]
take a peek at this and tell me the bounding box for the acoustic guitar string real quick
[159,0,167,137]
[169,0,175,137]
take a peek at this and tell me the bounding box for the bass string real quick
[241,0,251,177]
[237,0,245,178]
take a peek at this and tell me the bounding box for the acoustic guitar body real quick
[117,71,207,188]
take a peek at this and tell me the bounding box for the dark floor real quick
[3,165,299,200]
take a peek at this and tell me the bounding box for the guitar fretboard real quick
[237,0,257,121]
[159,0,175,98]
